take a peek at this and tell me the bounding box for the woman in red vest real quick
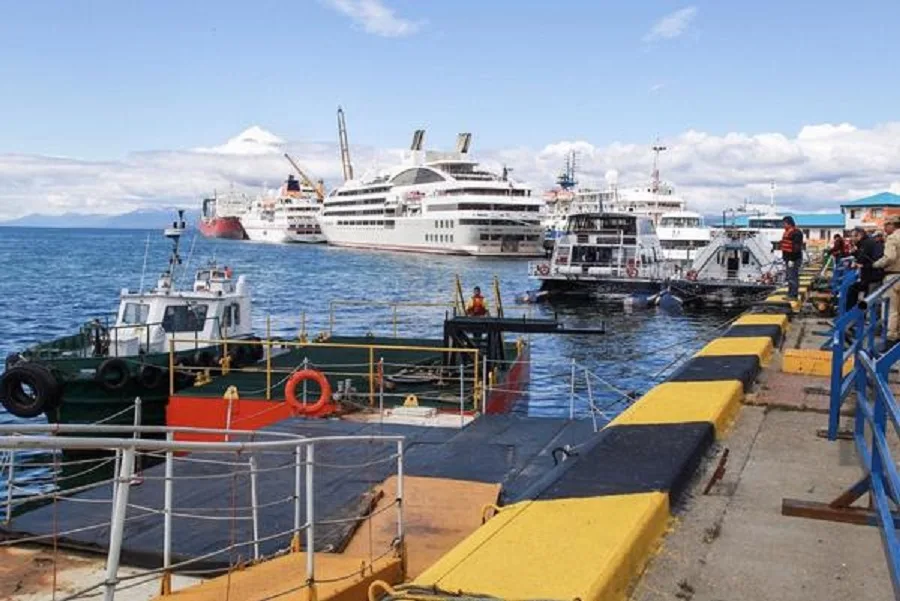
[781,216,804,299]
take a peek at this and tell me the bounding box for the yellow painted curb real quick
[696,336,774,364]
[414,493,670,601]
[610,380,744,437]
[782,348,853,377]
[734,314,789,332]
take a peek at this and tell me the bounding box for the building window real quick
[819,229,827,239]
[850,210,858,219]
[872,208,884,218]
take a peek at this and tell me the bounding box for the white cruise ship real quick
[320,130,543,256]
[656,210,711,263]
[241,175,325,244]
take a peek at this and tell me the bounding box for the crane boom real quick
[283,153,325,202]
[337,106,354,181]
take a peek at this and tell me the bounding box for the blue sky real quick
[2,1,898,158]
[1,1,899,219]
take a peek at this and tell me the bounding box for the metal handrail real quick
[0,424,405,601]
[823,274,900,597]
[167,336,482,410]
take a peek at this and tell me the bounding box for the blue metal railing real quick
[831,257,858,321]
[827,275,900,597]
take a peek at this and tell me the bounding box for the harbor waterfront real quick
[0,226,735,489]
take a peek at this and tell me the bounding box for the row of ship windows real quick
[480,234,540,242]
[335,220,395,227]
[435,220,454,229]
[425,234,454,243]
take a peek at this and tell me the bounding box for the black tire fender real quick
[1,363,61,418]
[138,364,165,390]
[96,358,131,392]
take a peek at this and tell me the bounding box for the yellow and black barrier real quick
[413,300,799,601]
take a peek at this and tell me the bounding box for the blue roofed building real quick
[840,192,900,231]
[715,212,845,242]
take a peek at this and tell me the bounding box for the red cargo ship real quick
[199,196,247,240]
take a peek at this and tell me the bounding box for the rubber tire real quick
[0,363,60,418]
[138,364,165,390]
[96,358,131,392]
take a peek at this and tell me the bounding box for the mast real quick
[556,151,578,191]
[651,140,667,194]
[337,106,354,181]
[159,210,186,290]
[769,180,777,213]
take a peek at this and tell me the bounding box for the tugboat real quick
[528,211,778,308]
[0,211,261,426]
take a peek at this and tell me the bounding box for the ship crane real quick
[283,153,325,202]
[337,106,354,181]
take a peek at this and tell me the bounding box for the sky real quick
[1,0,899,219]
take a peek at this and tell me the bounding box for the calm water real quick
[0,226,740,424]
[0,226,741,497]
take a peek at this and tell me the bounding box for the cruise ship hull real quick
[243,225,326,244]
[199,217,246,240]
[320,220,543,257]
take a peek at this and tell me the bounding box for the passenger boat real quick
[320,127,543,256]
[657,210,711,263]
[528,211,778,307]
[199,191,249,240]
[0,211,261,427]
[241,175,325,244]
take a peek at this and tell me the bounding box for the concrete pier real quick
[631,315,893,601]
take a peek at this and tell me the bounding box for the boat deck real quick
[0,415,596,572]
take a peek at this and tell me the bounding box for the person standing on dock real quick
[780,216,804,299]
[847,227,884,312]
[466,286,489,317]
[874,217,900,346]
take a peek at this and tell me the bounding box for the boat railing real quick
[0,423,406,601]
[783,275,900,598]
[326,300,458,338]
[167,336,484,416]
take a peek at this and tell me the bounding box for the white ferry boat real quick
[241,175,325,244]
[320,129,543,256]
[603,143,686,226]
[528,211,778,307]
[656,210,711,263]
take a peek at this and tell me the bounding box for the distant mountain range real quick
[0,208,199,230]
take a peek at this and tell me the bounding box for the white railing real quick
[0,424,405,601]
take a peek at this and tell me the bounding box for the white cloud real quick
[2,122,900,221]
[643,6,698,42]
[323,0,423,37]
[649,82,666,94]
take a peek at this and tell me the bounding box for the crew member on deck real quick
[224,265,233,278]
[466,287,488,317]
[780,216,804,300]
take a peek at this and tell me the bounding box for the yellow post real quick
[266,316,272,401]
[368,346,375,406]
[393,304,398,338]
[168,339,175,396]
[329,302,335,336]
[473,349,480,410]
[454,275,466,315]
[493,275,504,318]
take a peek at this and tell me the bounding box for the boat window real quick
[121,303,150,325]
[391,168,446,186]
[223,303,240,328]
[161,304,209,333]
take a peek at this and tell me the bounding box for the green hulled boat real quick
[0,211,261,427]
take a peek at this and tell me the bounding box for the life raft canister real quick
[285,369,333,415]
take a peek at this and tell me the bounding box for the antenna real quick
[138,233,151,294]
[337,106,354,181]
[769,180,776,212]
[651,138,667,194]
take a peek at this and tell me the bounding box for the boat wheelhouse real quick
[657,210,711,263]
[320,130,543,256]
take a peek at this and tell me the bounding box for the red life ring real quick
[536,263,550,276]
[626,265,639,278]
[285,369,333,415]
[686,270,698,281]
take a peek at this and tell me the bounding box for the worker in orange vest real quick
[780,216,804,299]
[466,287,489,317]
